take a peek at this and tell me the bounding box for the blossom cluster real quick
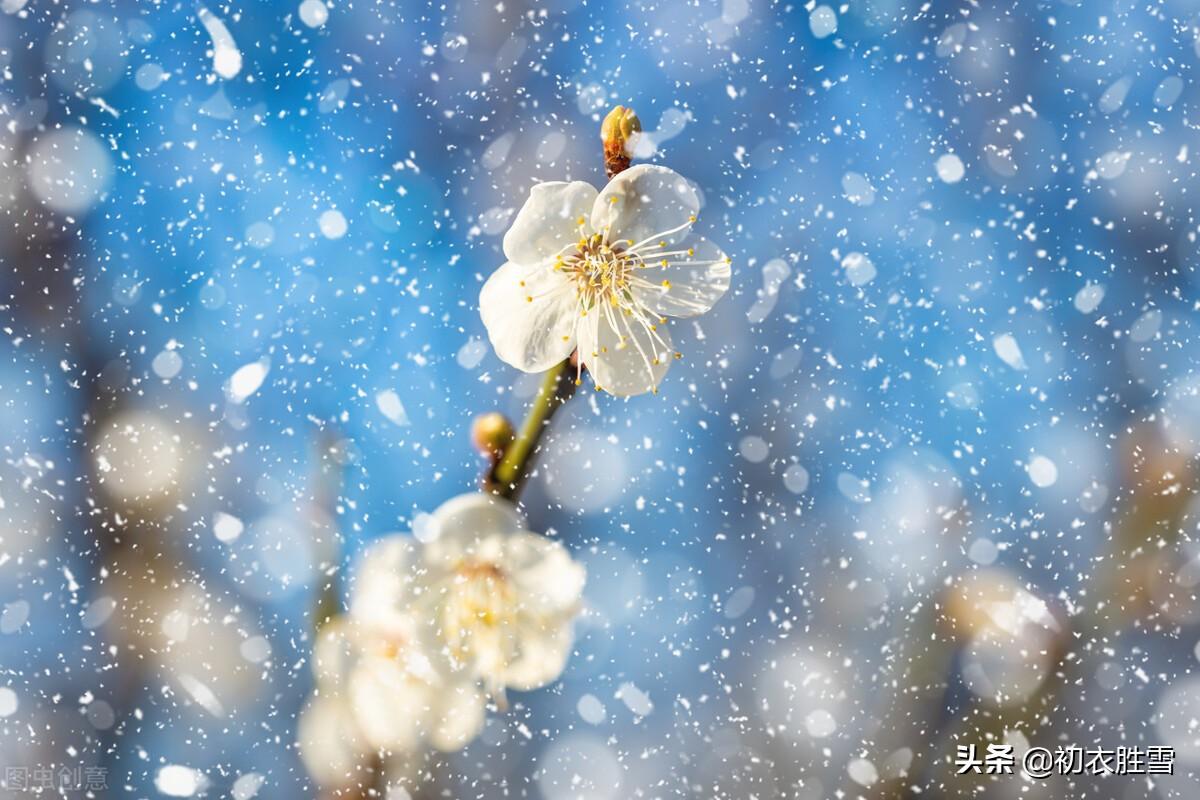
[298,493,585,787]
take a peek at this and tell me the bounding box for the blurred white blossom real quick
[397,493,586,698]
[298,493,583,776]
[298,541,487,784]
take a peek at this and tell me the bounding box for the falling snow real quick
[3,1,1200,799]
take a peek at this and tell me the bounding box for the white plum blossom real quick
[296,686,372,791]
[392,493,586,698]
[480,164,731,395]
[297,539,487,781]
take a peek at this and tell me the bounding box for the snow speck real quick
[155,765,209,797]
[198,7,242,80]
[1074,283,1105,314]
[577,694,607,725]
[783,463,810,494]
[298,0,329,28]
[0,687,17,717]
[86,700,116,730]
[805,708,837,738]
[747,258,791,324]
[456,337,488,369]
[837,472,871,504]
[245,221,275,248]
[1154,75,1184,108]
[1095,150,1130,180]
[809,5,837,38]
[232,773,266,800]
[318,208,348,239]
[178,673,226,718]
[842,252,877,286]
[769,345,804,379]
[738,435,769,463]
[228,358,270,403]
[947,381,980,409]
[1129,309,1163,343]
[993,334,1027,370]
[376,389,410,426]
[213,511,244,543]
[27,127,113,215]
[1080,480,1109,514]
[1027,455,1058,488]
[616,682,653,717]
[967,538,999,565]
[152,348,183,379]
[1098,76,1132,114]
[135,63,167,90]
[936,153,965,183]
[848,758,879,787]
[723,586,755,619]
[82,596,117,629]
[240,635,272,663]
[841,172,875,206]
[1,600,30,634]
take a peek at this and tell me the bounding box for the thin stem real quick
[490,358,577,500]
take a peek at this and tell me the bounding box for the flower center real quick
[556,232,638,311]
[442,560,517,672]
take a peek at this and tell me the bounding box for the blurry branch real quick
[855,601,959,798]
[312,427,347,633]
[863,422,1197,799]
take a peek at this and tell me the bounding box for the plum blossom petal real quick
[502,621,575,692]
[425,492,526,565]
[297,693,370,789]
[479,259,577,372]
[636,235,731,319]
[349,654,438,752]
[502,181,598,266]
[505,532,586,613]
[427,681,487,752]
[312,617,360,687]
[590,164,700,247]
[351,537,421,624]
[579,304,674,396]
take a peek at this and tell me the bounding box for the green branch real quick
[491,359,577,500]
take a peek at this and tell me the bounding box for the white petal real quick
[578,304,673,396]
[503,180,598,266]
[425,492,525,566]
[298,694,369,788]
[591,164,700,247]
[636,235,731,318]
[427,681,487,752]
[506,532,586,614]
[480,259,577,372]
[348,657,430,752]
[350,535,420,623]
[312,618,360,688]
[502,618,575,691]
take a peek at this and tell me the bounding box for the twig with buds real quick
[474,105,642,501]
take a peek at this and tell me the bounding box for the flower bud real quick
[471,412,514,459]
[601,105,641,177]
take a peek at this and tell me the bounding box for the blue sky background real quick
[3,0,1200,797]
